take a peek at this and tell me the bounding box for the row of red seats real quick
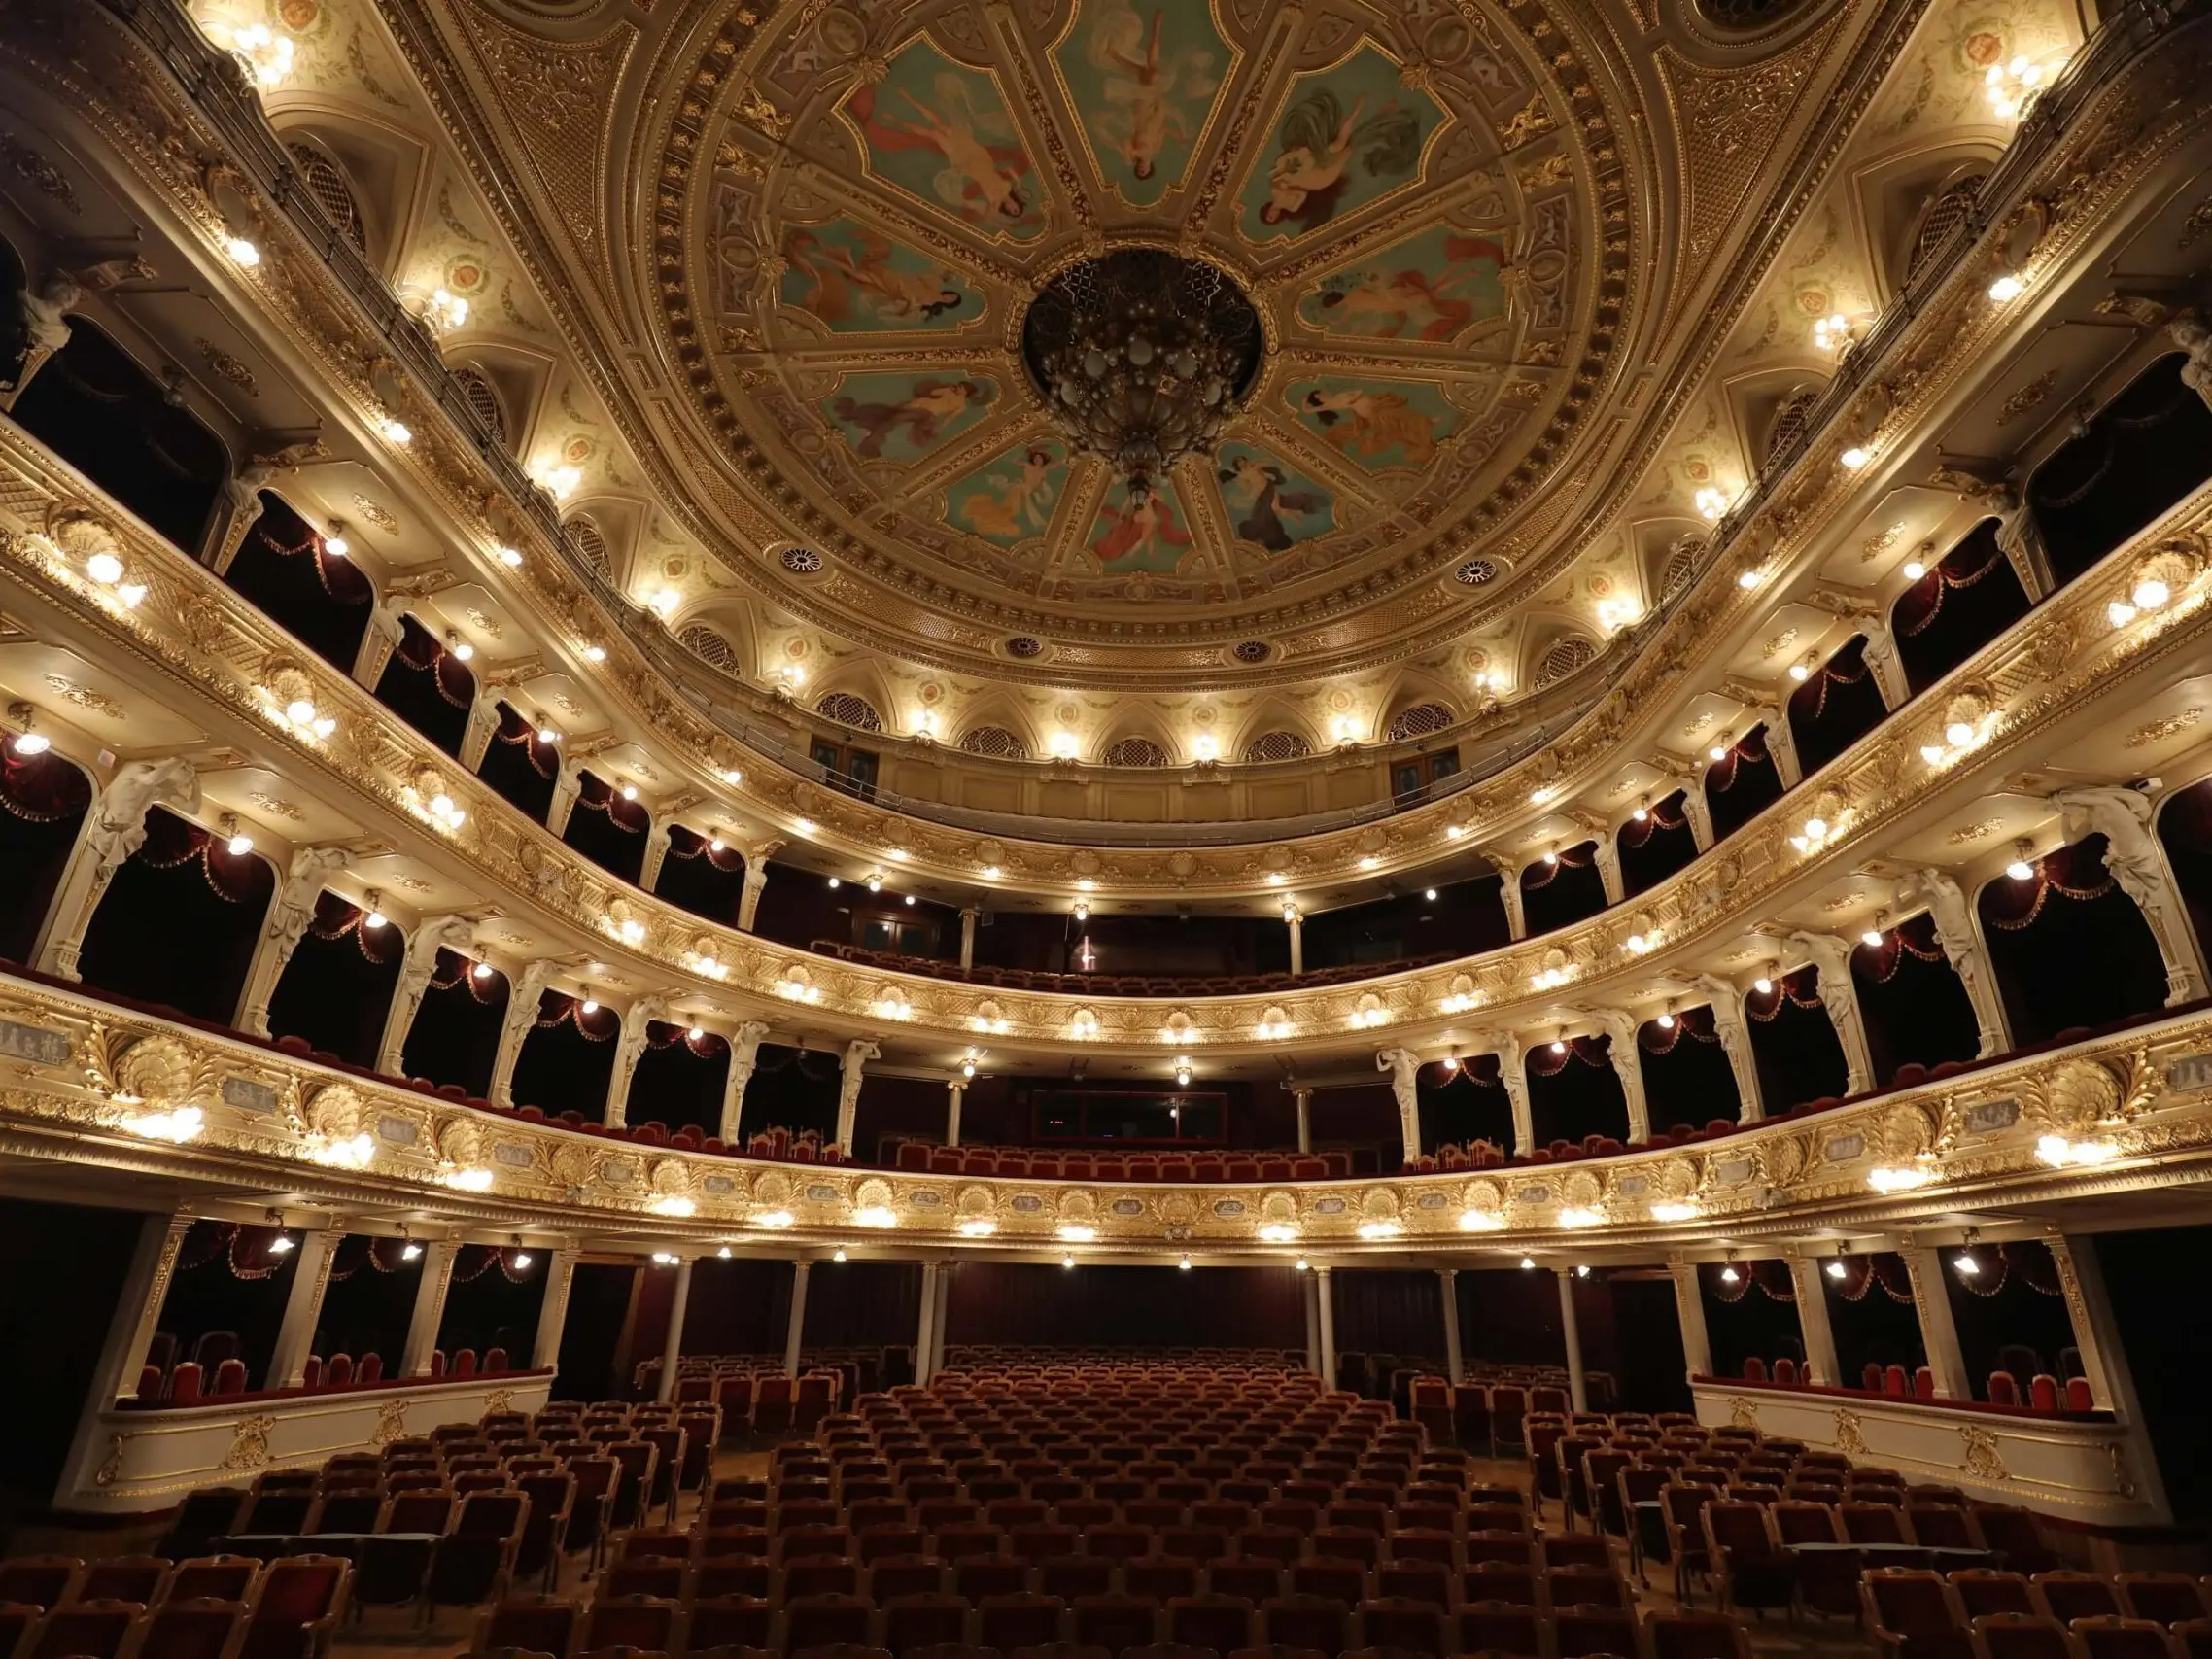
[1864,1568,2212,1659]
[889,1146,1354,1183]
[0,1555,347,1659]
[1734,1358,2097,1415]
[133,1345,520,1407]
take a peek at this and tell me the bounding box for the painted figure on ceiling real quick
[831,378,995,460]
[1261,89,1421,233]
[1301,385,1439,467]
[857,77,1030,223]
[1219,453,1329,552]
[959,447,1061,541]
[784,227,967,327]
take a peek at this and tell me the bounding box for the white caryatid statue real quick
[605,994,673,1128]
[1375,1046,1422,1165]
[719,1020,772,1144]
[1690,973,1765,1122]
[1907,868,2010,1056]
[1785,930,1876,1095]
[1479,1030,1535,1155]
[237,845,352,1035]
[35,757,200,980]
[490,959,562,1106]
[377,914,482,1076]
[2056,785,2207,1004]
[1581,1007,1650,1144]
[834,1038,881,1156]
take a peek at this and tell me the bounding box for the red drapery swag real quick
[1894,530,2009,638]
[452,1244,534,1284]
[1704,725,1771,794]
[1981,835,2119,930]
[1950,1239,2066,1298]
[308,891,404,964]
[0,747,92,822]
[1526,1032,1613,1076]
[1639,1002,1720,1054]
[1422,1052,1503,1089]
[1746,964,1823,1022]
[534,988,621,1041]
[137,807,271,903]
[1823,1252,1917,1303]
[1521,841,1597,890]
[328,1234,420,1280]
[1617,791,1689,850]
[490,703,561,779]
[574,772,650,834]
[1786,635,1871,723]
[429,947,509,1002]
[1702,1258,1796,1303]
[666,822,746,872]
[390,613,477,709]
[247,511,374,605]
[2029,368,2201,510]
[175,1220,293,1279]
[1851,909,1948,984]
[644,1019,731,1060]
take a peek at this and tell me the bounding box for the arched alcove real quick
[1745,969,1850,1112]
[1892,521,2031,694]
[563,771,649,885]
[0,745,92,966]
[1526,1036,1631,1149]
[1849,912,1982,1086]
[1786,635,1887,773]
[625,1023,733,1138]
[1619,792,1697,897]
[509,992,620,1121]
[1978,835,2171,1046]
[265,895,403,1070]
[224,492,375,670]
[475,702,559,824]
[77,807,274,1024]
[1520,841,1607,935]
[1638,1008,1741,1136]
[2029,355,2212,587]
[1704,725,1784,842]
[372,614,475,757]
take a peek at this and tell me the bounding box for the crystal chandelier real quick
[1020,250,1263,504]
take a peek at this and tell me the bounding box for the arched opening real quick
[1745,968,1850,1113]
[1892,521,2032,694]
[1520,841,1606,935]
[1786,635,1887,773]
[1638,1007,1741,1137]
[1821,1254,1927,1395]
[509,991,620,1121]
[77,807,274,1025]
[817,691,886,734]
[11,317,229,555]
[1704,725,1784,842]
[399,950,506,1096]
[1526,1035,1631,1151]
[448,366,507,446]
[2029,355,2212,587]
[1619,791,1697,897]
[564,771,649,885]
[266,894,404,1070]
[654,825,746,927]
[736,1044,842,1151]
[476,703,559,823]
[1101,735,1171,767]
[1849,911,1982,1086]
[0,745,92,966]
[1421,1055,1514,1161]
[1978,834,2171,1046]
[2156,778,2212,956]
[372,614,475,757]
[624,1023,732,1140]
[1942,1240,2080,1404]
[147,1222,300,1396]
[223,492,374,671]
[285,141,368,254]
[1699,1260,1803,1380]
[434,1247,545,1374]
[959,724,1030,761]
[313,1235,425,1383]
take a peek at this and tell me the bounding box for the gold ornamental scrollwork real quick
[1832,1409,1867,1456]
[1726,1396,1757,1430]
[220,1414,279,1472]
[1960,1426,2009,1482]
[371,1399,410,1447]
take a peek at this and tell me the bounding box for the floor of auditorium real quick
[323,1447,1884,1659]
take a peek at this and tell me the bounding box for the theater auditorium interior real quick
[2,1,2212,1658]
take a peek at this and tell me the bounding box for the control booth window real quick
[1034,1089,1227,1144]
[857,914,937,956]
[810,736,880,800]
[1392,750,1459,803]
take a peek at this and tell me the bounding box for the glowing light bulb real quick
[401,1242,423,1262]
[364,909,388,931]
[1902,560,1926,580]
[1840,446,1871,469]
[2007,857,2035,881]
[513,1252,533,1269]
[86,552,125,585]
[286,698,319,727]
[1826,1260,1848,1280]
[2132,577,2170,610]
[227,832,255,856]
[496,545,523,568]
[472,961,494,980]
[1720,1264,1741,1284]
[1945,719,1976,747]
[1657,1012,1676,1030]
[1753,976,1773,995]
[225,236,261,267]
[580,997,599,1016]
[1988,274,2024,303]
[12,730,50,756]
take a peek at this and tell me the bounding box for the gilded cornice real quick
[2,412,2208,1054]
[3,969,2209,1251]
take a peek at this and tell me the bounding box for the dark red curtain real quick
[1618,792,1696,898]
[1526,1035,1631,1149]
[740,1044,843,1144]
[670,1258,793,1362]
[222,491,373,670]
[266,893,404,1069]
[476,703,559,824]
[1786,635,1888,774]
[564,772,649,886]
[78,807,275,1025]
[1698,1260,1802,1378]
[510,991,621,1121]
[1942,1242,2077,1402]
[943,1263,1304,1351]
[1637,1005,1740,1135]
[655,824,748,928]
[1704,726,1783,842]
[156,1221,301,1389]
[2030,354,2212,586]
[315,1234,426,1375]
[1744,966,1851,1112]
[1849,910,1981,1085]
[437,1249,548,1365]
[1977,835,2171,1045]
[1893,521,2031,695]
[1331,1269,1446,1362]
[1519,841,1607,937]
[373,614,474,758]
[1420,1054,1515,1154]
[626,1021,733,1136]
[399,949,509,1096]
[1822,1253,1926,1388]
[0,747,92,966]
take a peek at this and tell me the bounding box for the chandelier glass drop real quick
[1020,249,1264,505]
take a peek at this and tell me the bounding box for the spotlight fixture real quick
[444,629,474,663]
[2007,839,2036,881]
[1519,1257,1536,1271]
[1179,1256,1192,1271]
[496,545,524,568]
[513,1252,533,1269]
[833,1247,848,1263]
[827,877,842,889]
[1062,1254,1076,1270]
[904,894,916,907]
[363,891,388,931]
[1987,273,2024,303]
[621,783,639,802]
[1174,1057,1193,1087]
[219,812,254,856]
[1719,1263,1741,1284]
[400,1241,423,1262]
[1295,1258,1309,1271]
[225,235,261,267]
[1425,888,1438,901]
[1074,900,1090,922]
[866,873,883,893]
[268,1233,294,1255]
[1657,1007,1676,1030]
[1825,1260,1849,1280]
[1861,913,1888,950]
[322,523,350,558]
[580,991,600,1016]
[472,960,495,980]
[6,705,49,756]
[1902,558,1927,580]
[1840,446,1871,469]
[1954,1252,1982,1276]
[1575,1264,1591,1279]
[717,1245,733,1259]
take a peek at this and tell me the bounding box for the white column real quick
[266,1226,337,1389]
[458,692,501,772]
[1303,1272,1322,1376]
[377,916,478,1078]
[1287,912,1304,976]
[1668,1256,1713,1381]
[946,1080,966,1148]
[1676,784,1715,851]
[545,759,586,838]
[1910,869,2012,1057]
[1692,974,1766,1122]
[0,273,79,416]
[1593,837,1624,906]
[489,960,558,1107]
[640,821,674,893]
[400,1239,460,1378]
[915,1262,941,1387]
[1785,1251,1840,1387]
[1489,1032,1534,1155]
[1316,1266,1337,1389]
[1377,1048,1421,1165]
[1786,931,1877,1096]
[1898,1242,1970,1400]
[932,1262,950,1378]
[784,1260,812,1378]
[1439,1269,1464,1386]
[55,1211,191,1503]
[657,1257,694,1403]
[532,1247,577,1371]
[605,996,670,1130]
[2042,1236,2118,1412]
[1589,1009,1651,1143]
[33,758,200,980]
[834,1038,880,1157]
[959,908,979,970]
[351,603,403,691]
[1760,711,1803,788]
[719,1020,771,1144]
[1558,1270,1587,1413]
[738,858,771,933]
[2172,313,2212,411]
[1499,875,1528,942]
[2057,786,2208,1005]
[1294,1087,1312,1155]
[236,847,351,1036]
[1860,624,1911,709]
